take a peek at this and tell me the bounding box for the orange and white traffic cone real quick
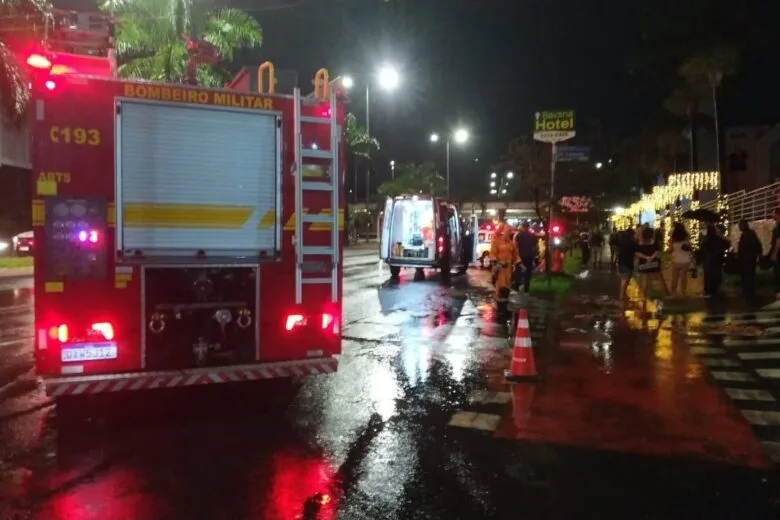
[505,309,541,382]
[510,383,537,429]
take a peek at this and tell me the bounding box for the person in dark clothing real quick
[636,226,668,303]
[616,228,637,302]
[579,232,591,268]
[514,223,537,292]
[608,229,619,270]
[737,220,762,300]
[702,224,729,297]
[589,229,605,269]
[772,208,780,301]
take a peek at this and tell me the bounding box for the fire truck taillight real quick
[91,322,115,341]
[49,324,69,343]
[285,314,306,331]
[26,53,52,70]
[321,312,339,334]
[437,236,444,254]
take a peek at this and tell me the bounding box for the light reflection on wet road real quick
[0,258,779,519]
[0,252,507,519]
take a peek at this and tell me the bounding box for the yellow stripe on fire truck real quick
[123,203,257,228]
[115,266,133,289]
[283,209,345,231]
[32,199,45,226]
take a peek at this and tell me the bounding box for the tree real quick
[677,46,740,173]
[502,135,551,225]
[343,112,378,243]
[0,0,50,122]
[344,112,379,161]
[104,0,262,86]
[377,162,444,199]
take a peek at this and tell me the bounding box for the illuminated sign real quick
[122,84,274,110]
[533,110,576,143]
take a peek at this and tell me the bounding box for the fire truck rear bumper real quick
[43,357,339,397]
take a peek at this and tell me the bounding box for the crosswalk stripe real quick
[725,388,776,401]
[742,410,780,426]
[724,338,780,347]
[690,347,726,355]
[756,369,780,379]
[761,441,780,462]
[701,358,741,367]
[710,371,754,381]
[738,351,780,360]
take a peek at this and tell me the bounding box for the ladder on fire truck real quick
[292,69,340,304]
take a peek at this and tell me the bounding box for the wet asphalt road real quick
[0,253,779,519]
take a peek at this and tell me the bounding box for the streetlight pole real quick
[430,128,468,200]
[340,66,399,205]
[446,139,451,199]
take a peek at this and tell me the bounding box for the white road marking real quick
[447,411,501,432]
[724,388,776,401]
[742,410,780,426]
[738,351,780,360]
[710,371,754,382]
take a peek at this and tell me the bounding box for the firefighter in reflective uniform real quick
[491,223,518,318]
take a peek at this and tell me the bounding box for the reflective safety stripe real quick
[123,203,254,228]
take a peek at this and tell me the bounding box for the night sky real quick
[65,0,780,191]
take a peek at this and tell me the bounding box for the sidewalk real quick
[490,268,775,469]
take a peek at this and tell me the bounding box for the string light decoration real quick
[613,171,721,248]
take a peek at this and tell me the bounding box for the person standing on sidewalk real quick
[590,228,605,269]
[579,232,591,268]
[738,220,762,300]
[608,228,619,270]
[514,222,537,293]
[771,208,780,301]
[616,228,637,302]
[702,223,729,297]
[668,222,693,298]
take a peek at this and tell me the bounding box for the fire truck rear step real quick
[44,357,339,396]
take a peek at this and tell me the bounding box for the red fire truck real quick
[28,52,345,397]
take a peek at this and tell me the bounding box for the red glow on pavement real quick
[256,450,338,519]
[45,467,170,520]
[492,320,772,468]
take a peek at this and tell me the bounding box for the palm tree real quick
[678,46,739,173]
[104,0,262,87]
[0,0,51,122]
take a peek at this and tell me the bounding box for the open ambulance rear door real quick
[379,197,393,261]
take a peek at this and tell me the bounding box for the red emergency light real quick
[551,225,561,234]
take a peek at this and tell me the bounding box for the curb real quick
[0,267,33,279]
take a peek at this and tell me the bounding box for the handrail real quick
[700,181,780,223]
[312,68,329,101]
[257,61,276,94]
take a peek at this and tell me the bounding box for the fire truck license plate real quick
[60,341,118,362]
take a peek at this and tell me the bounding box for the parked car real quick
[12,230,33,256]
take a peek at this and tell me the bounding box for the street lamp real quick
[489,170,514,199]
[429,127,469,199]
[341,64,401,202]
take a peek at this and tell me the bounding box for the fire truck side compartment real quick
[115,99,282,260]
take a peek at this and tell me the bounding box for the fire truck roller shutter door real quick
[117,100,280,257]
